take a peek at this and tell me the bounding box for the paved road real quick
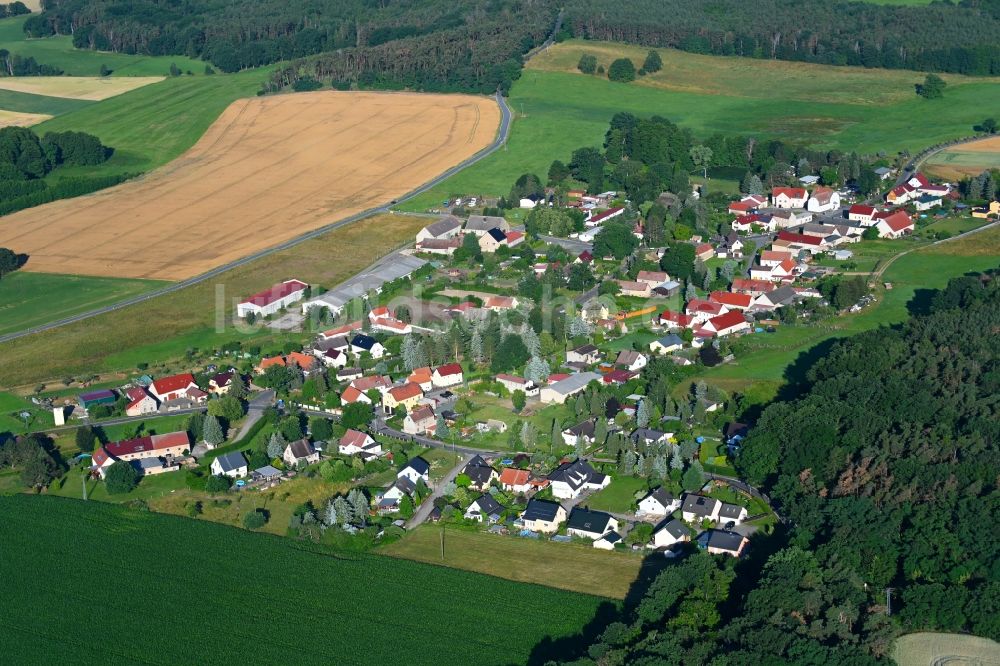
[41,406,206,434]
[539,234,592,253]
[0,93,513,344]
[405,452,476,529]
[233,389,275,440]
[372,419,514,457]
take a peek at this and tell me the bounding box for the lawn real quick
[400,42,1000,211]
[0,87,92,116]
[0,16,206,77]
[0,213,426,389]
[381,524,645,599]
[893,632,1000,666]
[0,271,165,336]
[0,495,605,665]
[585,476,648,513]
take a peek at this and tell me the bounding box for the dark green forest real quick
[562,0,1000,75]
[565,272,1000,664]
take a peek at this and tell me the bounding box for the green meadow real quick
[0,16,205,77]
[401,41,1000,210]
[0,271,166,336]
[0,87,90,116]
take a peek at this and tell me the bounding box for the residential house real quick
[759,249,793,267]
[432,363,463,388]
[874,210,914,238]
[806,186,841,213]
[715,233,744,259]
[377,477,415,514]
[732,213,775,233]
[91,431,189,477]
[566,508,619,540]
[337,366,364,382]
[772,230,824,254]
[464,494,505,523]
[769,209,813,228]
[658,310,696,330]
[873,166,894,181]
[286,351,317,374]
[124,387,158,417]
[567,344,601,365]
[971,201,1000,218]
[149,373,199,402]
[548,459,610,499]
[914,194,942,211]
[638,487,681,518]
[771,187,808,209]
[731,278,776,296]
[462,455,498,491]
[520,498,567,534]
[499,467,532,494]
[237,279,308,318]
[338,429,381,457]
[709,291,753,311]
[478,227,509,253]
[350,334,386,359]
[416,215,463,243]
[539,372,601,404]
[256,355,287,375]
[483,295,518,311]
[585,206,625,227]
[682,494,722,523]
[397,456,430,485]
[632,428,672,447]
[496,374,539,396]
[649,333,684,355]
[848,204,878,225]
[652,518,691,548]
[752,285,798,310]
[575,250,593,264]
[283,439,320,468]
[694,242,714,261]
[615,350,647,372]
[211,451,248,479]
[685,299,727,324]
[727,194,767,214]
[593,531,624,551]
[464,215,510,236]
[340,385,370,405]
[704,529,749,557]
[698,310,750,338]
[616,280,652,298]
[416,237,461,255]
[636,270,669,287]
[719,503,749,526]
[403,404,436,435]
[316,348,348,369]
[407,367,434,392]
[208,370,235,394]
[383,382,424,415]
[561,420,595,448]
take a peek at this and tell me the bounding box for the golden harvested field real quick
[0,108,50,127]
[0,90,499,280]
[925,135,1000,180]
[0,76,164,100]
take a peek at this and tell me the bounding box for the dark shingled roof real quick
[566,507,614,534]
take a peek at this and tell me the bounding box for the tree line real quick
[0,50,63,77]
[566,271,1000,664]
[562,0,1000,76]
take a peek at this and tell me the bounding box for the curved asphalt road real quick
[0,92,513,345]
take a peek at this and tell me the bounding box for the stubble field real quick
[0,90,499,280]
[0,75,164,100]
[925,135,1000,180]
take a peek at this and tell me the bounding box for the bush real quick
[243,510,267,530]
[577,53,597,74]
[607,58,636,83]
[105,461,139,495]
[205,474,231,493]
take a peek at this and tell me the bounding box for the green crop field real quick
[0,272,165,336]
[401,42,1000,211]
[0,495,604,665]
[0,16,206,77]
[0,87,91,116]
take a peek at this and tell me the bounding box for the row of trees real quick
[563,0,1000,76]
[0,50,63,76]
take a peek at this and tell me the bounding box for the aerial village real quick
[51,164,985,559]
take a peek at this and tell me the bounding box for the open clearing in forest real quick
[0,75,163,100]
[925,135,1000,180]
[0,90,499,280]
[893,632,1000,666]
[0,107,49,126]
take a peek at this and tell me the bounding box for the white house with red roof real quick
[848,204,879,225]
[237,279,308,318]
[685,299,728,324]
[338,429,383,459]
[751,258,800,282]
[759,249,793,267]
[731,278,776,296]
[772,230,825,254]
[697,310,750,338]
[709,291,753,311]
[807,187,841,213]
[92,431,189,477]
[658,310,696,330]
[124,387,158,416]
[484,295,518,311]
[771,187,808,209]
[585,206,625,228]
[432,363,464,388]
[149,373,199,402]
[875,210,914,239]
[728,194,767,214]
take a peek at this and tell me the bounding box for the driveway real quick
[405,452,476,529]
[233,389,275,440]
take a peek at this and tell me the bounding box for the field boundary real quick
[0,91,511,344]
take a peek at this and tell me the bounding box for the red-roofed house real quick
[576,250,593,264]
[773,230,824,253]
[338,429,383,459]
[848,204,878,225]
[685,299,728,324]
[237,279,308,318]
[340,385,370,405]
[286,351,317,373]
[432,363,464,388]
[92,431,189,477]
[484,295,518,311]
[255,355,286,375]
[658,310,696,329]
[585,206,625,227]
[699,310,750,338]
[694,243,714,261]
[772,187,808,209]
[602,369,637,385]
[320,321,362,340]
[759,249,793,267]
[383,382,424,415]
[806,187,840,213]
[125,387,158,416]
[731,278,776,296]
[709,291,753,310]
[875,210,914,238]
[149,373,198,402]
[499,467,532,493]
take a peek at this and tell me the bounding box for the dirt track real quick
[0,91,499,280]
